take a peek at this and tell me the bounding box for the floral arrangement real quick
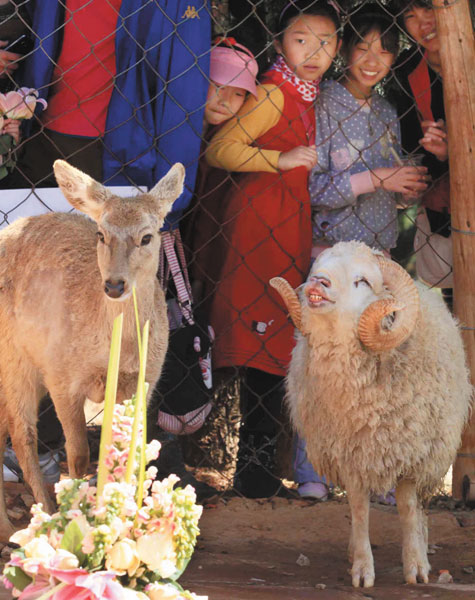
[2,306,207,600]
[0,87,47,179]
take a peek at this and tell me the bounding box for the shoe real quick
[38,450,62,484]
[3,447,61,484]
[297,481,329,501]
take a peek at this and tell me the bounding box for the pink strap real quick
[160,230,194,325]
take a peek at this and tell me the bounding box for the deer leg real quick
[0,414,15,541]
[395,479,431,584]
[346,483,374,588]
[3,366,55,515]
[51,390,89,479]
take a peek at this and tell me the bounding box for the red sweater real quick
[41,0,121,137]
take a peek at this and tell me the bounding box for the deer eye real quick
[140,234,153,246]
[96,231,105,243]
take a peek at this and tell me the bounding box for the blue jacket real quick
[22,1,210,230]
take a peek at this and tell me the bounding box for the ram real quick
[0,160,184,540]
[270,241,472,588]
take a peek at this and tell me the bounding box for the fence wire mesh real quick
[0,0,469,502]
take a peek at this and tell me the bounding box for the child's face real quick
[403,5,439,53]
[204,81,247,126]
[275,14,340,81]
[344,29,395,97]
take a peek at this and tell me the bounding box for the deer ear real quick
[53,160,111,221]
[148,163,185,222]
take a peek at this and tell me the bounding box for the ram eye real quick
[96,231,105,243]
[140,234,153,246]
[354,277,370,288]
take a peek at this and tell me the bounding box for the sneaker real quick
[297,482,329,501]
[3,447,61,484]
[38,450,62,484]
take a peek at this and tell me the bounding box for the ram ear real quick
[270,277,302,331]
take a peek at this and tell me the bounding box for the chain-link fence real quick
[0,0,472,503]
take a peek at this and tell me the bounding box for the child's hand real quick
[0,41,20,77]
[278,145,317,171]
[419,119,448,162]
[370,166,429,197]
[2,118,20,144]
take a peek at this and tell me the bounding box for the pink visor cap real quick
[209,44,258,99]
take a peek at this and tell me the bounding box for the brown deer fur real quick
[0,160,185,539]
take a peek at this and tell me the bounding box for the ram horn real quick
[270,277,302,331]
[357,256,420,352]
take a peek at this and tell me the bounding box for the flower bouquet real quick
[2,301,207,600]
[0,88,47,179]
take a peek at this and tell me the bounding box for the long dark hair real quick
[342,5,399,60]
[277,0,342,39]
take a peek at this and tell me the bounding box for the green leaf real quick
[60,519,86,564]
[0,165,8,180]
[168,556,191,581]
[0,134,13,154]
[3,564,32,591]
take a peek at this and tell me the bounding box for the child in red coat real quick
[206,0,341,497]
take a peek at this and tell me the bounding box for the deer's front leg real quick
[346,483,374,588]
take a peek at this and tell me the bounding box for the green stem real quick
[125,321,149,484]
[132,287,142,364]
[96,313,123,498]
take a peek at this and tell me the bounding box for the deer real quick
[0,159,185,539]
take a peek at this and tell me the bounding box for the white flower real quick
[105,538,140,577]
[50,549,79,570]
[9,527,34,546]
[145,582,183,599]
[24,535,55,560]
[54,479,75,495]
[145,439,161,462]
[136,528,176,578]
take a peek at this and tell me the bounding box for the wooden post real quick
[433,0,475,501]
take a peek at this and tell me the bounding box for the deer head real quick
[53,160,185,300]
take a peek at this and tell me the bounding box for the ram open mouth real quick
[306,288,333,307]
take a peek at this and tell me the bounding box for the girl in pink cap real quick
[187,39,259,307]
[203,38,258,129]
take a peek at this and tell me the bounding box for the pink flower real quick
[18,575,55,600]
[48,569,125,600]
[112,465,127,479]
[0,88,47,120]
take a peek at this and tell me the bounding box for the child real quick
[150,38,259,503]
[310,4,429,254]
[390,0,451,293]
[297,4,429,502]
[187,38,259,309]
[205,0,341,498]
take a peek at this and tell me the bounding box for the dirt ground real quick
[1,489,475,599]
[178,495,475,600]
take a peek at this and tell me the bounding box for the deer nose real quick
[104,279,125,298]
